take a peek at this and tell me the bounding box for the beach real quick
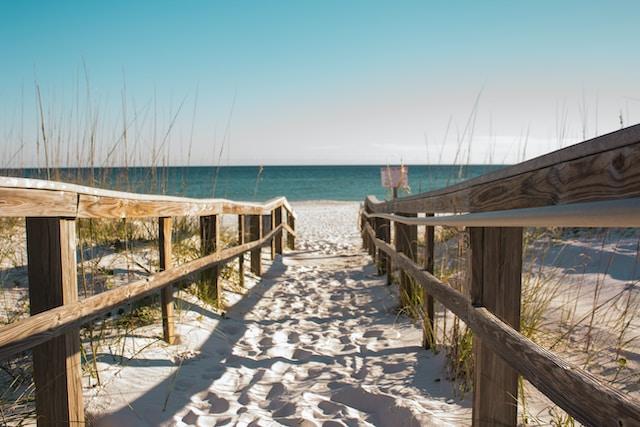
[0,199,638,425]
[44,200,634,426]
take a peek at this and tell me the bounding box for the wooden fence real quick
[360,124,640,427]
[0,177,296,426]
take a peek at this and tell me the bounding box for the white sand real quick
[85,201,470,426]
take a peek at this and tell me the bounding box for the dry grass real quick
[391,224,640,425]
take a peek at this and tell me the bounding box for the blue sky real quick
[1,1,639,166]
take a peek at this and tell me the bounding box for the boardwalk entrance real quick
[88,203,468,426]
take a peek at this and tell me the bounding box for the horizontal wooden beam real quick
[367,124,640,214]
[364,224,640,427]
[364,197,640,228]
[0,224,282,360]
[0,187,77,217]
[0,176,295,219]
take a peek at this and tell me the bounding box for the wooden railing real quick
[360,124,640,427]
[0,178,296,426]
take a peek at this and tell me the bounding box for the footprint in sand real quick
[288,332,300,343]
[259,336,273,347]
[363,330,383,338]
[271,401,297,417]
[381,362,410,374]
[266,382,285,399]
[293,348,314,361]
[206,392,230,414]
[318,400,344,416]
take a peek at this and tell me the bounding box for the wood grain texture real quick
[77,195,293,218]
[0,188,77,217]
[238,215,245,288]
[159,217,175,344]
[26,217,84,426]
[470,227,523,427]
[270,210,277,260]
[366,126,640,214]
[422,213,435,349]
[274,207,283,256]
[248,215,262,276]
[287,212,295,250]
[0,225,283,360]
[394,213,417,308]
[364,224,640,427]
[363,197,640,228]
[374,217,389,275]
[0,175,296,220]
[200,215,221,308]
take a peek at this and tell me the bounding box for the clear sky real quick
[1,0,639,167]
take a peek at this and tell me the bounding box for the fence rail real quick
[360,124,640,427]
[0,179,296,426]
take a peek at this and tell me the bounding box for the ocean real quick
[1,165,506,202]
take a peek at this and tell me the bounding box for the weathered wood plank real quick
[374,217,388,276]
[200,215,221,308]
[287,212,295,250]
[159,217,175,344]
[274,206,283,256]
[77,193,291,219]
[470,227,523,427]
[0,188,77,217]
[0,175,282,220]
[367,125,640,214]
[248,215,262,276]
[422,214,435,349]
[0,225,283,360]
[270,211,277,260]
[26,217,84,426]
[238,215,245,288]
[363,197,640,228]
[394,213,417,308]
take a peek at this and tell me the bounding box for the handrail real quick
[0,176,297,218]
[0,178,296,424]
[363,197,640,228]
[0,224,283,361]
[366,123,640,214]
[360,126,640,426]
[364,223,640,426]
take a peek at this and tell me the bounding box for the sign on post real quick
[380,165,409,198]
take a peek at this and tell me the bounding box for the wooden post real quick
[248,215,262,276]
[159,217,175,344]
[367,216,376,258]
[274,206,283,256]
[470,227,523,427]
[374,217,388,275]
[422,213,435,349]
[384,217,392,285]
[287,211,295,250]
[238,215,245,287]
[263,214,273,260]
[394,213,417,308]
[360,212,367,250]
[200,215,221,308]
[26,217,84,426]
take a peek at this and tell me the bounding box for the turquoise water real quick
[2,165,506,202]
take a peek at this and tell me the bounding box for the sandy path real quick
[88,202,469,426]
